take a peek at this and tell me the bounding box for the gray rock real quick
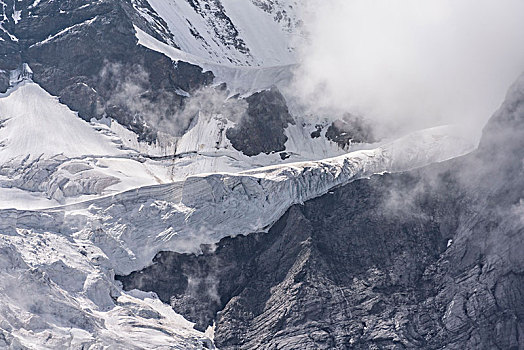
[119,75,524,349]
[226,87,294,156]
[325,113,375,148]
[1,0,214,142]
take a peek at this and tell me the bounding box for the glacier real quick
[0,70,477,347]
[0,122,474,347]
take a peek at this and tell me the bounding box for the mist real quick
[293,0,524,141]
[100,62,247,139]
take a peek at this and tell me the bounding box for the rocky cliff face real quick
[119,77,524,348]
[1,0,215,141]
[226,88,294,156]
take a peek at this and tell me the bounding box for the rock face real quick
[119,170,462,349]
[325,114,375,148]
[119,77,524,348]
[226,88,295,156]
[0,0,214,141]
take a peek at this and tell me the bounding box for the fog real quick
[293,0,524,141]
[100,62,246,138]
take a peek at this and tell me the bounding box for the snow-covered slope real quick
[0,82,181,207]
[0,82,124,163]
[134,26,295,96]
[143,0,300,66]
[2,125,474,272]
[0,80,336,209]
[0,83,220,348]
[0,80,348,208]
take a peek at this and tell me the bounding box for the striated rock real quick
[119,75,524,348]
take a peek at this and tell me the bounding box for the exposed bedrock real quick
[226,87,295,156]
[1,0,214,141]
[325,113,376,148]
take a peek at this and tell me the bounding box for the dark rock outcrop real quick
[0,0,214,141]
[0,0,22,91]
[325,114,375,148]
[226,87,294,156]
[119,75,524,349]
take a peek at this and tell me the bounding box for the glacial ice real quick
[0,77,476,348]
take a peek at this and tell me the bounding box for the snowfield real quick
[0,82,179,208]
[0,82,124,163]
[8,123,473,274]
[143,0,299,66]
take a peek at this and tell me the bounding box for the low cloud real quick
[99,62,247,138]
[292,0,524,141]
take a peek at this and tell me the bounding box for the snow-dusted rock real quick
[143,0,300,66]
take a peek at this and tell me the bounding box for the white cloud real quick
[293,0,524,140]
